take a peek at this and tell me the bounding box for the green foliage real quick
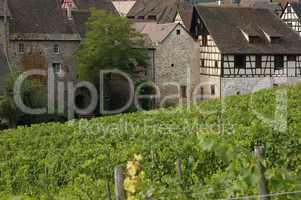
[1,84,301,199]
[77,9,148,84]
[0,69,47,128]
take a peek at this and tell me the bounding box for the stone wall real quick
[221,77,301,97]
[0,19,9,93]
[9,39,80,81]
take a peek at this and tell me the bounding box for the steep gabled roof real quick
[73,0,117,13]
[8,0,77,35]
[240,0,283,15]
[289,1,301,18]
[127,0,193,27]
[72,10,91,37]
[113,1,136,16]
[194,6,301,54]
[133,22,178,43]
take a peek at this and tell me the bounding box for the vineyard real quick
[1,84,301,199]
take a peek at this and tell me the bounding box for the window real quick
[18,43,24,53]
[288,55,296,61]
[200,87,204,99]
[176,29,181,35]
[256,55,262,68]
[249,36,259,44]
[137,16,145,19]
[270,37,281,44]
[201,59,205,67]
[215,61,218,68]
[54,44,60,54]
[202,35,208,46]
[181,85,187,98]
[147,15,156,20]
[211,85,215,96]
[52,63,62,74]
[274,55,284,70]
[234,55,246,69]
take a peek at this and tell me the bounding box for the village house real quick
[281,0,301,36]
[190,6,301,99]
[0,0,117,104]
[127,0,194,30]
[134,22,199,104]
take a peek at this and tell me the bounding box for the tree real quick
[0,69,47,128]
[77,9,149,84]
[76,9,149,113]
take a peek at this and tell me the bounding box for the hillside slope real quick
[1,84,301,199]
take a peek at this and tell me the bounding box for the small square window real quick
[211,85,215,96]
[176,29,181,35]
[18,43,24,53]
[54,44,60,54]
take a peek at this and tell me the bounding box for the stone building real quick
[190,6,301,99]
[134,22,199,104]
[0,0,116,95]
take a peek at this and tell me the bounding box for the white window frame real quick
[18,43,24,54]
[52,63,63,74]
[54,44,60,54]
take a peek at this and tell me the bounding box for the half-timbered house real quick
[191,6,301,98]
[281,0,301,36]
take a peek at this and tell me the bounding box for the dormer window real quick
[249,36,260,44]
[240,26,260,44]
[261,28,283,43]
[270,36,281,44]
[147,15,156,20]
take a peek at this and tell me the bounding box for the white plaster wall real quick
[200,75,221,99]
[221,77,301,97]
